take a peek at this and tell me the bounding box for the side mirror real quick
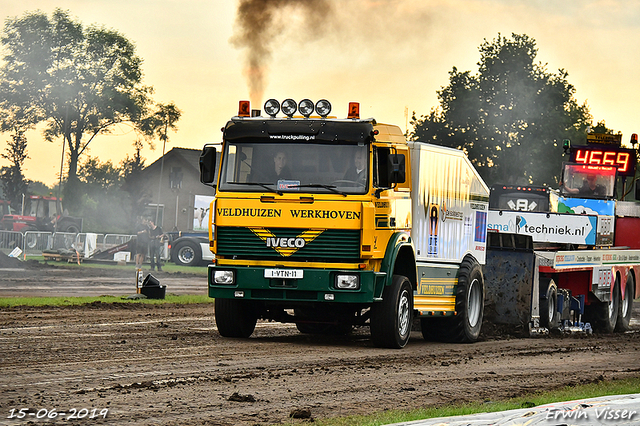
[199,145,217,185]
[387,153,406,184]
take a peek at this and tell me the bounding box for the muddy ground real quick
[1,261,640,425]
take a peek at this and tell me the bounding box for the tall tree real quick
[120,140,150,231]
[139,102,182,224]
[0,9,154,211]
[0,131,30,207]
[410,33,592,187]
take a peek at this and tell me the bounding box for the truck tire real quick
[430,257,484,343]
[615,275,634,332]
[370,274,413,349]
[540,279,560,329]
[587,277,620,333]
[173,240,202,266]
[214,298,257,338]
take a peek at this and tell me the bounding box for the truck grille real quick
[216,227,360,262]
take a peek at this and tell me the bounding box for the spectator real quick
[148,219,164,271]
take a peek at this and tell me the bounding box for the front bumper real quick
[208,265,387,304]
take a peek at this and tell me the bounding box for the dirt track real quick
[1,263,640,425]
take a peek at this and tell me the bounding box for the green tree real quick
[410,33,592,187]
[139,102,182,224]
[78,157,121,193]
[120,140,151,231]
[0,9,154,212]
[0,132,30,207]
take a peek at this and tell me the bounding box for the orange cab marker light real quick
[348,102,360,119]
[238,100,250,117]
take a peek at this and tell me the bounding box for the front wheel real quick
[214,298,257,338]
[370,275,413,349]
[615,275,634,332]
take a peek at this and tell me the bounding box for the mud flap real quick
[484,232,544,335]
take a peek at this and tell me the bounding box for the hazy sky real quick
[1,0,639,186]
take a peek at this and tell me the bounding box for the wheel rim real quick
[547,291,556,323]
[608,283,618,320]
[178,247,194,264]
[398,289,410,337]
[621,285,630,318]
[467,278,482,328]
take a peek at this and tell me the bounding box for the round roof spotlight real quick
[298,99,314,118]
[282,98,297,117]
[315,99,331,118]
[263,99,280,117]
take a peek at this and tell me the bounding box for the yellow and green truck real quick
[199,99,489,348]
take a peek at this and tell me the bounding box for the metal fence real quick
[0,230,23,256]
[23,231,53,257]
[0,230,136,259]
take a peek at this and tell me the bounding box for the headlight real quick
[264,99,280,117]
[298,99,314,118]
[214,270,235,285]
[282,98,297,117]
[315,99,331,117]
[335,274,359,290]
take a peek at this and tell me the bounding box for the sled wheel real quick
[370,275,413,348]
[588,277,620,333]
[540,279,560,329]
[214,298,257,338]
[615,275,634,332]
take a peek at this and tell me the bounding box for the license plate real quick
[264,269,303,279]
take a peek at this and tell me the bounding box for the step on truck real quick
[199,99,489,348]
[486,132,640,335]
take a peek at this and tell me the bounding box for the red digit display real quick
[571,146,636,177]
[588,150,602,164]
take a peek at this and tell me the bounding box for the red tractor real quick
[0,199,12,218]
[0,195,83,234]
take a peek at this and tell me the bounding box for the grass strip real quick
[284,376,640,426]
[0,294,213,307]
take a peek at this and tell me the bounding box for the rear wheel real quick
[423,257,484,343]
[173,240,201,266]
[370,275,413,348]
[615,275,634,332]
[587,277,620,333]
[214,298,257,338]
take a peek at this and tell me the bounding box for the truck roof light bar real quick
[348,102,360,119]
[282,98,297,117]
[298,99,314,118]
[315,99,331,118]
[238,100,250,117]
[264,99,280,117]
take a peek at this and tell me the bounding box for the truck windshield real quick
[560,163,616,198]
[218,142,369,194]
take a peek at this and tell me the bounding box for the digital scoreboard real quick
[570,145,637,177]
